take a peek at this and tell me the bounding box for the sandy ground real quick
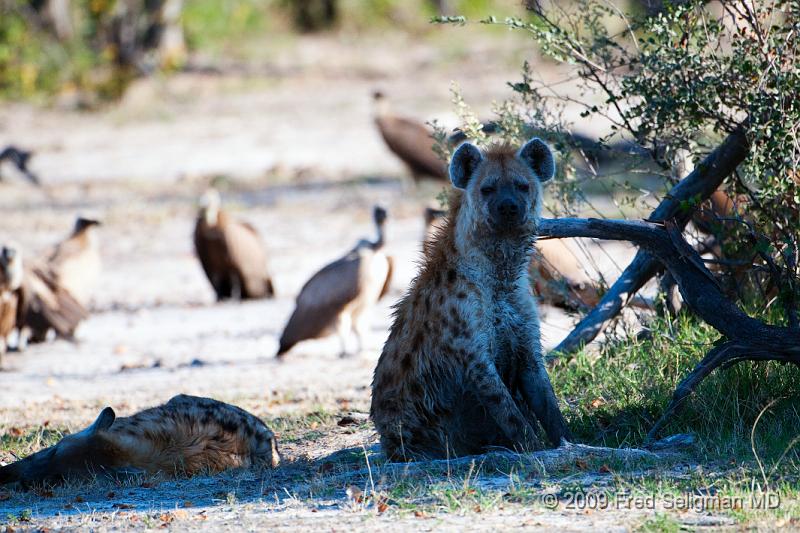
[0,31,682,531]
[0,177,634,411]
[0,177,664,531]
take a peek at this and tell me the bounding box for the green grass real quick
[181,0,524,60]
[266,408,341,443]
[0,426,65,463]
[551,312,800,465]
[636,513,681,533]
[182,0,283,60]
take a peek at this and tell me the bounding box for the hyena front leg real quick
[465,355,541,451]
[519,360,571,446]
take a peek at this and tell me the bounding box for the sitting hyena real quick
[0,395,279,487]
[371,138,571,460]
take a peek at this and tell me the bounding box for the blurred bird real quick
[18,255,88,346]
[194,189,275,301]
[373,91,447,182]
[0,146,40,185]
[277,206,393,358]
[0,244,24,365]
[45,217,102,307]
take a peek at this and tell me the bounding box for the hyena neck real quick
[453,209,534,287]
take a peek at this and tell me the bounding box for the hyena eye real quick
[516,182,530,192]
[480,185,496,196]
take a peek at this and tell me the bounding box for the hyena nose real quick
[498,199,519,219]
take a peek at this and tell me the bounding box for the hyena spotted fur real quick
[371,138,571,460]
[0,395,279,486]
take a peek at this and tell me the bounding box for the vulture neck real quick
[371,221,385,251]
[373,98,390,119]
[203,206,220,227]
[76,226,99,249]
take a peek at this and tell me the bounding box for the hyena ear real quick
[518,138,555,183]
[89,407,116,433]
[449,142,483,190]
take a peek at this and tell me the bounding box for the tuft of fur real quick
[371,138,570,460]
[0,395,279,487]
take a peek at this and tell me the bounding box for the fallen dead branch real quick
[381,440,680,475]
[538,217,800,442]
[321,438,688,486]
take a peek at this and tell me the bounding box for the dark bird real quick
[194,189,275,301]
[45,217,102,307]
[0,244,24,365]
[373,91,447,182]
[0,146,40,185]
[277,206,393,358]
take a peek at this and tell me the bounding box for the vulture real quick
[0,243,88,350]
[194,189,275,301]
[19,258,89,345]
[0,244,24,364]
[529,239,603,311]
[422,207,601,311]
[373,91,447,181]
[277,206,393,358]
[0,145,40,185]
[45,217,102,307]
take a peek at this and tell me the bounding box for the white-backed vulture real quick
[194,189,275,301]
[0,244,24,364]
[45,217,102,307]
[373,91,447,182]
[0,242,88,349]
[277,206,393,358]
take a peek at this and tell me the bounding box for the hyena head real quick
[449,138,555,240]
[0,407,117,486]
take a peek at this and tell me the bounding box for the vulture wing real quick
[531,239,600,311]
[0,291,18,339]
[376,116,447,180]
[224,219,274,299]
[194,218,229,298]
[20,262,87,341]
[277,251,362,356]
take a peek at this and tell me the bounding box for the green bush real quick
[0,1,101,100]
[440,0,799,318]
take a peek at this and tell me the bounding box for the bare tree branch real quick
[548,122,750,357]
[538,216,800,440]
